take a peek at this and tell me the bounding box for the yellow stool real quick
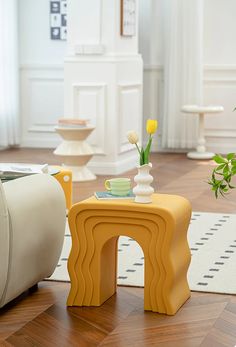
[67,194,191,315]
[51,166,72,211]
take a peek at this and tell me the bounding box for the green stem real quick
[143,134,152,164]
[135,143,141,156]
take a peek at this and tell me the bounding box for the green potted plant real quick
[208,108,236,197]
[208,153,236,197]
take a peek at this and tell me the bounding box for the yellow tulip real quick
[146,119,158,135]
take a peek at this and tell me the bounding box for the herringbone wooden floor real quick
[0,148,236,347]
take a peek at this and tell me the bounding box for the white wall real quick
[138,0,163,150]
[204,0,236,65]
[203,0,236,153]
[19,0,236,153]
[139,0,163,66]
[140,0,236,153]
[19,0,66,147]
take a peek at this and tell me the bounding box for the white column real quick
[197,113,206,153]
[64,0,143,175]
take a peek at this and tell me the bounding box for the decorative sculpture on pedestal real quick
[54,124,96,182]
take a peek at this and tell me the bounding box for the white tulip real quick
[127,131,139,144]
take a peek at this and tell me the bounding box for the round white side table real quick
[181,105,224,160]
[54,126,96,182]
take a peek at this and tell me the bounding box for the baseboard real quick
[20,137,60,149]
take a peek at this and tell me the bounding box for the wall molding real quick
[21,136,60,148]
[204,64,236,71]
[204,65,236,83]
[72,82,107,155]
[117,82,142,154]
[64,53,143,63]
[20,64,64,147]
[143,64,163,72]
[144,64,236,75]
[20,63,236,154]
[20,63,64,71]
[205,129,236,138]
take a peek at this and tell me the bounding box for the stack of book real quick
[94,191,135,200]
[57,118,90,128]
[0,163,49,181]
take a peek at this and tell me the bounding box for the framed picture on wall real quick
[120,0,136,37]
[50,0,67,40]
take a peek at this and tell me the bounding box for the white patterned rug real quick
[49,212,236,294]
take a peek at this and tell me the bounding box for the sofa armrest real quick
[0,174,66,307]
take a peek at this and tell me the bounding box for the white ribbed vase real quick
[133,163,154,203]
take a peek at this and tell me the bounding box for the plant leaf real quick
[143,136,152,164]
[227,153,236,160]
[215,163,226,171]
[223,165,229,174]
[140,148,144,166]
[213,154,227,164]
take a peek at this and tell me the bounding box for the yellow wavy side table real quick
[67,193,191,315]
[50,166,72,212]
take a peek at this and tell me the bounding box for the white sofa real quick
[0,174,66,308]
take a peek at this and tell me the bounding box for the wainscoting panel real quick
[204,65,236,153]
[20,64,64,148]
[118,83,142,154]
[20,64,236,154]
[28,77,64,130]
[73,83,107,155]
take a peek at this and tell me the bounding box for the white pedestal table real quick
[54,126,96,182]
[181,105,224,160]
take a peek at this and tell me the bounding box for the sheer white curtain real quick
[161,0,203,149]
[0,0,19,147]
